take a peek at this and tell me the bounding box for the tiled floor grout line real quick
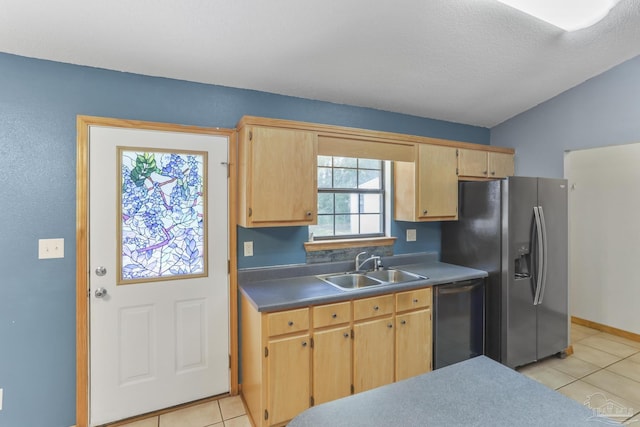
[562,328,640,424]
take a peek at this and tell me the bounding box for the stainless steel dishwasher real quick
[433,278,485,369]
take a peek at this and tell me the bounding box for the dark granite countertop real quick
[288,356,606,427]
[239,253,488,312]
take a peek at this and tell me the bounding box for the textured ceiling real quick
[1,0,639,127]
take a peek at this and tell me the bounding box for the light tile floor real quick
[517,323,640,425]
[115,395,251,427]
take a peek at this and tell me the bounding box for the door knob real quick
[95,266,107,276]
[95,287,108,298]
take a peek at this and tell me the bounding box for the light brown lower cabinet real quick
[396,287,432,381]
[312,325,352,405]
[267,334,310,425]
[240,286,433,427]
[396,309,432,381]
[353,316,395,393]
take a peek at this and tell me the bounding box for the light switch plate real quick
[38,238,64,259]
[243,241,254,257]
[406,229,417,242]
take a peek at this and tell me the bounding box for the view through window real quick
[309,156,384,239]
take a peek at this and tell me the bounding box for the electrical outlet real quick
[406,229,417,242]
[38,238,64,259]
[243,241,254,257]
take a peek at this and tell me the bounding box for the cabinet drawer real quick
[313,301,352,328]
[267,308,310,336]
[353,294,394,321]
[396,288,431,312]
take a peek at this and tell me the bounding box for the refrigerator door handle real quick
[538,206,549,304]
[533,206,544,305]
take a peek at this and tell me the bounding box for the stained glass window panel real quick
[118,148,207,284]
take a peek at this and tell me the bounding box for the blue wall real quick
[0,52,488,427]
[491,55,640,177]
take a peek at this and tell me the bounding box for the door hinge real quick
[310,396,315,406]
[351,384,355,394]
[248,207,253,217]
[229,354,231,369]
[351,329,354,339]
[249,131,253,141]
[310,337,314,348]
[456,167,459,175]
[264,409,268,420]
[227,259,230,274]
[264,347,269,357]
[456,149,459,157]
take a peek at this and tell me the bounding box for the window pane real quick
[358,169,381,189]
[314,156,385,239]
[359,159,381,169]
[318,167,333,188]
[334,168,357,188]
[360,194,381,214]
[335,214,359,235]
[333,157,357,168]
[318,193,334,214]
[311,215,334,237]
[335,193,358,214]
[318,155,333,167]
[360,214,381,234]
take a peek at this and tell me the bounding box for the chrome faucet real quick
[355,251,382,272]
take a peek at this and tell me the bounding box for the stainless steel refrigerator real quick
[441,177,568,368]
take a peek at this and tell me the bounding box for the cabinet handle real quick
[302,341,308,347]
[373,305,379,311]
[343,332,350,338]
[483,170,487,175]
[387,323,393,328]
[332,313,337,318]
[491,171,496,176]
[288,321,294,326]
[401,320,407,325]
[413,298,419,303]
[423,209,428,215]
[306,211,312,217]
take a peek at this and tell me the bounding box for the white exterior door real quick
[88,125,229,426]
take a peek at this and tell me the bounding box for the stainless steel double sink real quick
[317,268,427,291]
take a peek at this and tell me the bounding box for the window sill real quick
[304,236,396,252]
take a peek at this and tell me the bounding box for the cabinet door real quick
[267,334,310,425]
[396,309,432,381]
[417,144,458,220]
[458,149,488,178]
[313,326,352,405]
[489,152,514,178]
[353,317,394,393]
[247,127,317,226]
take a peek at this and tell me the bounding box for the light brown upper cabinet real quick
[394,144,459,222]
[458,149,514,180]
[238,126,318,227]
[489,152,515,178]
[236,116,514,226]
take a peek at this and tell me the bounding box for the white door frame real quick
[75,115,239,427]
